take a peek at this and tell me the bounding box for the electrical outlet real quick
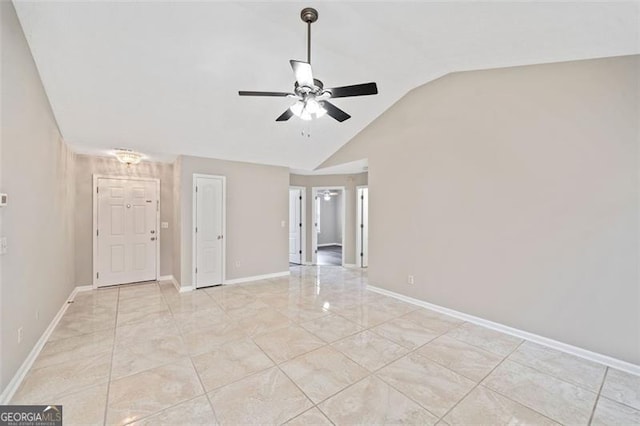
[407,275,414,285]
[18,327,23,344]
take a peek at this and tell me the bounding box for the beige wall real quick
[179,155,289,286]
[1,1,76,390]
[290,173,368,265]
[320,56,640,365]
[74,155,174,285]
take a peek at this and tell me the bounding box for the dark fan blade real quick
[290,60,314,88]
[238,91,293,97]
[327,82,378,98]
[276,108,294,122]
[322,101,351,122]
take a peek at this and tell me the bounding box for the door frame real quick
[92,175,161,289]
[356,185,368,268]
[311,186,346,266]
[289,186,307,265]
[192,173,226,288]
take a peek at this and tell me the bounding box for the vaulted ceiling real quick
[13,1,639,171]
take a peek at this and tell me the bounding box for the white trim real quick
[158,275,172,281]
[289,186,307,265]
[93,175,161,289]
[171,276,181,292]
[224,271,290,285]
[0,285,92,404]
[179,285,194,293]
[192,174,226,289]
[367,284,640,377]
[356,185,368,268]
[343,263,358,268]
[311,186,346,266]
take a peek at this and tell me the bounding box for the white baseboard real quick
[367,284,640,377]
[75,285,93,293]
[317,243,342,247]
[343,263,359,268]
[0,285,88,404]
[224,271,290,285]
[158,275,173,281]
[179,285,194,293]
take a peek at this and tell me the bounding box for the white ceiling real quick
[14,1,639,172]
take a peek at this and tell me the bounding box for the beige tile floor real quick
[11,266,640,425]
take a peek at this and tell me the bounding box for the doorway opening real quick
[289,187,306,265]
[312,186,345,266]
[93,175,160,288]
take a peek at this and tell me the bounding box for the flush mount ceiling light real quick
[114,149,143,165]
[238,7,378,122]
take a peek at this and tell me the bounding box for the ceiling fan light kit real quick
[239,7,378,123]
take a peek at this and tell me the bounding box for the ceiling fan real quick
[321,190,339,200]
[238,7,378,122]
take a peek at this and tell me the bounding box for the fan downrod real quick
[300,7,318,23]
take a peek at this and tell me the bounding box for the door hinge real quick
[360,224,364,228]
[195,226,198,233]
[299,196,302,200]
[96,272,99,279]
[299,250,302,254]
[96,229,99,236]
[299,223,302,227]
[96,187,99,193]
[195,186,198,192]
[361,195,364,200]
[360,252,363,257]
[195,267,198,274]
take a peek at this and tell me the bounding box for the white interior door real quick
[96,178,158,287]
[195,176,224,288]
[357,187,369,267]
[289,189,302,264]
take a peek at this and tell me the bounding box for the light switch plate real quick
[161,222,169,229]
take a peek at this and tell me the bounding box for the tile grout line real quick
[102,286,121,426]
[435,339,526,424]
[474,338,569,426]
[162,283,223,425]
[587,366,609,425]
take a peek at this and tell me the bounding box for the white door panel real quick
[289,189,302,264]
[195,176,224,288]
[97,178,157,287]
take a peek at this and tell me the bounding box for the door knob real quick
[150,230,155,234]
[217,235,221,240]
[150,237,156,241]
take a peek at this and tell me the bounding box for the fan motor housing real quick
[300,7,318,23]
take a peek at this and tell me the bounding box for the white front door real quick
[96,178,158,287]
[357,187,369,267]
[195,176,224,288]
[289,189,302,264]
